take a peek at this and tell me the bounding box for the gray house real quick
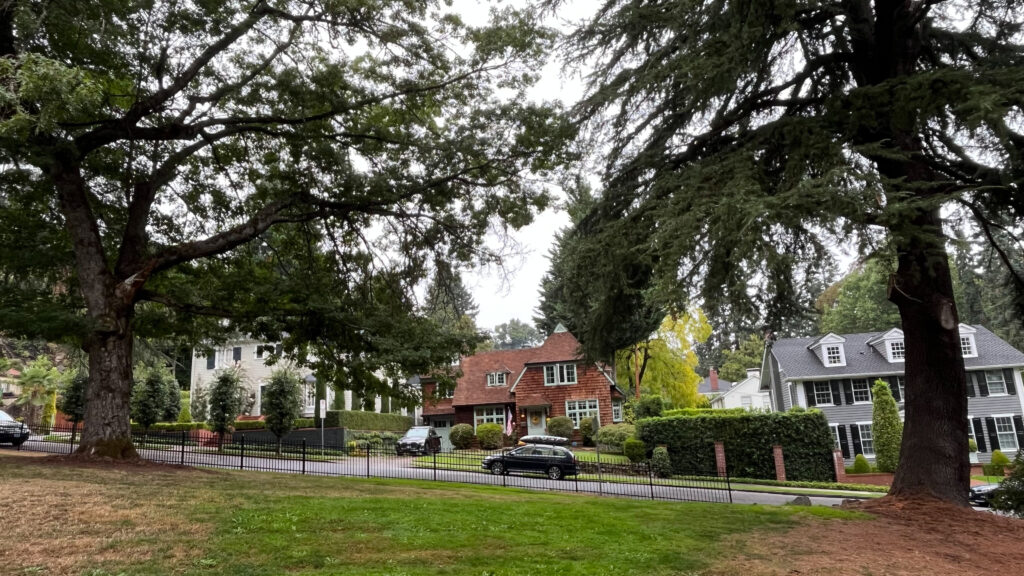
[760,324,1024,464]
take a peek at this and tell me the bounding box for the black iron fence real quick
[6,422,732,504]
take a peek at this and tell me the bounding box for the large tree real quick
[615,312,710,407]
[559,0,1024,504]
[0,1,569,458]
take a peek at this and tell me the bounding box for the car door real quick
[502,446,531,472]
[525,446,552,473]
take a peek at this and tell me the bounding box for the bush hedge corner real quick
[450,423,474,449]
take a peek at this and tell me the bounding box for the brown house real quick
[420,325,626,446]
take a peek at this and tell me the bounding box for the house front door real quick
[527,409,546,436]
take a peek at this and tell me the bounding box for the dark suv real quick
[396,426,440,456]
[0,410,30,447]
[481,444,579,480]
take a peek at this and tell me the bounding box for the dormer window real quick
[888,340,905,362]
[486,372,507,387]
[824,344,845,367]
[808,333,846,367]
[960,335,976,358]
[544,363,577,386]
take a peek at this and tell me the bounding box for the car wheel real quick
[547,466,563,480]
[491,462,505,475]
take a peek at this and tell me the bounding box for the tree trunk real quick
[75,331,139,459]
[887,207,969,505]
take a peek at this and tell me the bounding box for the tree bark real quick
[75,329,139,459]
[887,207,969,505]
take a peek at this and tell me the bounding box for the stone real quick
[789,495,812,506]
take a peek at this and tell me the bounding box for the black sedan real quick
[0,409,30,446]
[970,483,1001,507]
[481,444,579,480]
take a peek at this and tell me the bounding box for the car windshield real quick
[405,428,429,438]
[0,411,13,422]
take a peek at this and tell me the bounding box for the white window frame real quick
[967,414,976,446]
[851,379,872,404]
[473,405,506,431]
[986,371,1008,396]
[895,376,905,403]
[887,340,905,362]
[823,344,846,367]
[813,382,834,406]
[486,372,507,387]
[611,399,624,422]
[544,363,577,386]
[993,415,1019,451]
[857,422,875,457]
[565,399,599,429]
[303,384,316,411]
[829,424,842,451]
[960,335,977,358]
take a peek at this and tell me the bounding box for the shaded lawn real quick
[0,452,863,576]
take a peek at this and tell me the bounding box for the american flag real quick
[504,406,513,436]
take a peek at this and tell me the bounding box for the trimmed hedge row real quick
[323,410,413,432]
[662,407,746,418]
[635,410,835,482]
[131,421,208,432]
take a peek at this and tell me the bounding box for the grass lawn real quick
[972,475,1004,484]
[0,452,863,576]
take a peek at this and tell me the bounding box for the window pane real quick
[852,380,871,403]
[987,371,1007,394]
[859,424,874,456]
[814,382,832,405]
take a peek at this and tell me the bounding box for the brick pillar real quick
[714,441,727,477]
[833,450,847,483]
[773,444,786,482]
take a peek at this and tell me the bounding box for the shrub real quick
[852,454,872,474]
[450,423,474,449]
[635,395,665,419]
[992,450,1024,518]
[663,407,745,418]
[162,377,181,423]
[190,382,209,422]
[477,423,503,449]
[694,395,711,409]
[992,450,1011,467]
[871,379,902,473]
[262,369,303,453]
[178,391,192,423]
[636,410,835,481]
[651,446,672,478]
[969,438,978,453]
[294,418,315,429]
[132,365,178,433]
[322,410,413,432]
[624,438,647,463]
[596,423,636,452]
[132,421,208,432]
[579,417,597,446]
[983,463,1006,477]
[208,370,245,443]
[546,416,574,440]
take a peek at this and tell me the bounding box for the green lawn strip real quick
[972,475,1004,483]
[193,446,341,462]
[0,454,867,576]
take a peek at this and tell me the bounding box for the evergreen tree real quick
[190,382,209,423]
[718,334,765,383]
[818,259,902,334]
[491,319,542,350]
[131,365,175,434]
[871,380,903,473]
[560,0,1024,504]
[57,372,88,443]
[262,369,302,455]
[208,370,245,449]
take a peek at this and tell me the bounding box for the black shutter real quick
[830,380,843,406]
[275,343,284,355]
[973,418,987,452]
[838,424,851,459]
[978,372,990,397]
[206,352,215,370]
[851,425,863,456]
[233,347,242,362]
[986,417,1001,451]
[1004,369,1017,396]
[966,373,976,397]
[887,377,901,402]
[805,382,816,407]
[842,380,855,405]
[1014,416,1024,450]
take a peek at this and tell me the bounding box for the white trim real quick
[855,421,876,458]
[472,404,507,432]
[886,340,906,363]
[565,398,599,429]
[958,323,977,334]
[822,344,846,367]
[543,363,577,386]
[811,381,835,406]
[866,328,904,346]
[851,379,873,404]
[508,368,528,392]
[985,370,1010,396]
[780,365,1024,384]
[991,414,1019,452]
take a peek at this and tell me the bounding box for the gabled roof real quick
[697,375,734,395]
[865,328,903,346]
[806,332,845,349]
[453,347,535,407]
[770,325,1024,380]
[523,330,582,364]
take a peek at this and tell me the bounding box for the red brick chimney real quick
[710,368,719,392]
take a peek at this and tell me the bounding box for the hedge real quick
[662,407,746,418]
[323,410,413,432]
[635,410,835,482]
[596,423,635,452]
[477,423,503,449]
[131,421,208,432]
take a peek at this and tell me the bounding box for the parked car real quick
[0,410,30,447]
[969,483,1001,507]
[517,435,569,446]
[481,444,579,480]
[396,426,440,456]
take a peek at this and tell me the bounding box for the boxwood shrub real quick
[323,410,413,432]
[477,423,503,449]
[635,410,835,481]
[623,438,647,463]
[596,423,635,452]
[852,454,872,474]
[546,416,573,440]
[450,423,474,449]
[579,417,597,446]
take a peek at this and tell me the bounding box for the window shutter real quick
[842,380,855,405]
[1004,369,1017,396]
[1014,416,1024,450]
[830,380,843,406]
[965,373,976,397]
[206,352,215,370]
[886,377,901,402]
[804,382,816,407]
[972,418,987,452]
[977,372,990,397]
[985,417,1001,451]
[232,347,242,362]
[851,425,863,456]
[838,424,851,459]
[275,343,284,355]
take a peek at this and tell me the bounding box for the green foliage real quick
[546,416,574,440]
[490,318,542,349]
[579,417,597,446]
[294,418,315,429]
[663,407,745,418]
[718,334,766,383]
[15,356,61,424]
[178,391,192,423]
[476,423,503,449]
[615,314,710,406]
[40,391,57,429]
[161,372,181,423]
[191,383,209,423]
[992,450,1011,467]
[596,423,636,452]
[634,395,665,419]
[262,370,303,442]
[852,455,872,475]
[322,410,413,432]
[636,411,835,481]
[623,438,647,463]
[651,446,673,478]
[57,373,88,424]
[992,451,1024,518]
[450,424,475,449]
[818,260,902,334]
[131,421,207,433]
[208,370,245,437]
[132,365,178,432]
[694,395,711,409]
[871,380,902,473]
[983,463,1006,477]
[968,438,978,453]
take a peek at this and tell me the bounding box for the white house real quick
[711,369,772,410]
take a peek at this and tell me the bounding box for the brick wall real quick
[512,363,616,427]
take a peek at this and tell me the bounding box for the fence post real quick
[68,423,75,455]
[648,460,655,500]
[501,451,506,488]
[596,444,603,496]
[239,434,246,470]
[366,444,370,478]
[180,430,186,466]
[432,449,437,482]
[302,439,307,475]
